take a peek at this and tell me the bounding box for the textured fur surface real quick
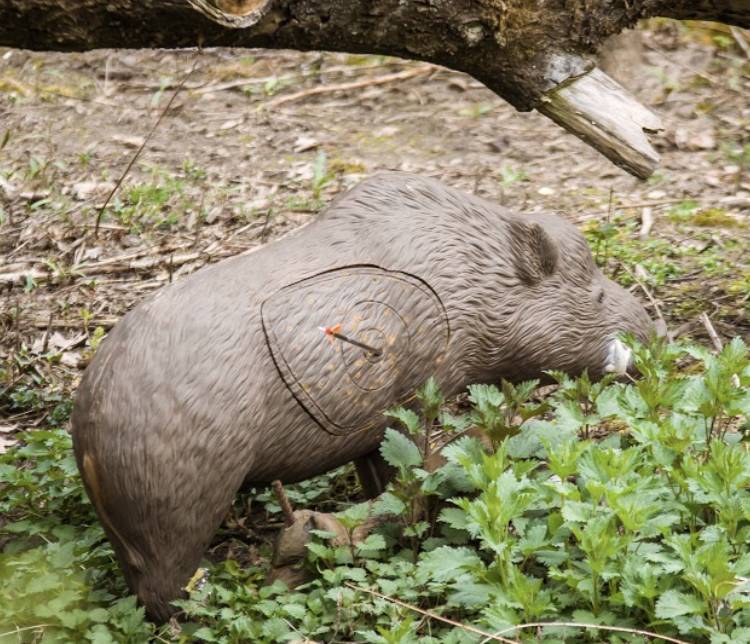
[71,172,653,620]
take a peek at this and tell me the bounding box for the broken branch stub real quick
[537,67,664,180]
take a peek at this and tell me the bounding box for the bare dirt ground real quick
[1,22,749,435]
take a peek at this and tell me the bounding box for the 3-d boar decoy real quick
[71,172,653,620]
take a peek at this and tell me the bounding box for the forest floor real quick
[1,23,750,441]
[1,19,750,643]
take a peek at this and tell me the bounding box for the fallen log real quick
[2,1,749,178]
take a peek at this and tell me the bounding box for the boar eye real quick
[596,288,606,304]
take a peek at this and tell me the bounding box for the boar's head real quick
[456,209,654,383]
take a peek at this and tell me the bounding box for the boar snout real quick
[604,336,632,376]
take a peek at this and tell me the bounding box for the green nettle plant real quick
[3,337,750,642]
[0,429,155,643]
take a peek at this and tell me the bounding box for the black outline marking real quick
[260,264,450,435]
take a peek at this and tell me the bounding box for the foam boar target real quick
[71,172,654,620]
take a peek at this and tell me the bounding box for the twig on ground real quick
[13,301,21,351]
[260,209,273,243]
[84,243,193,268]
[264,66,434,109]
[2,244,187,277]
[272,480,296,527]
[345,584,520,644]
[730,26,750,58]
[700,312,724,352]
[639,206,654,239]
[0,247,235,288]
[40,311,54,354]
[28,318,118,330]
[626,265,673,342]
[618,197,696,209]
[79,223,129,231]
[0,176,18,199]
[192,73,297,95]
[188,61,399,94]
[644,44,722,87]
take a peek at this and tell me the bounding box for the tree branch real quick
[1,0,748,179]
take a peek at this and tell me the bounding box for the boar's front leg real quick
[353,449,395,499]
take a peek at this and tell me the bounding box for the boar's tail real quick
[80,452,146,573]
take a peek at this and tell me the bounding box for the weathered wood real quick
[537,67,663,179]
[186,0,273,28]
[1,0,749,179]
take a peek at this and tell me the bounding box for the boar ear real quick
[509,220,559,285]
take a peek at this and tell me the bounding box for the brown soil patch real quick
[1,26,749,431]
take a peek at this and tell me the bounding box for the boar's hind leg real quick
[128,485,243,622]
[354,449,395,498]
[81,449,244,623]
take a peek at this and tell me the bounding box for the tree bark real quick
[2,0,748,179]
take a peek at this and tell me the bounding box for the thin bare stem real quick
[625,265,672,342]
[0,625,53,639]
[94,59,197,237]
[346,586,690,644]
[345,583,520,644]
[487,620,690,644]
[700,312,724,353]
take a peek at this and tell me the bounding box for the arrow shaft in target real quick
[332,332,382,357]
[319,324,382,356]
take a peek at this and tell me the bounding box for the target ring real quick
[262,266,449,435]
[339,301,408,392]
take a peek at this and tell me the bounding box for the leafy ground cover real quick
[1,18,750,644]
[3,336,750,643]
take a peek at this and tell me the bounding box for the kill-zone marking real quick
[319,324,383,357]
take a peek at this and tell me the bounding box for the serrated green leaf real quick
[718,628,750,644]
[384,407,421,435]
[416,376,444,410]
[306,542,333,559]
[373,491,407,516]
[655,589,705,618]
[193,627,220,642]
[87,607,110,623]
[449,582,493,608]
[338,502,370,529]
[357,534,386,552]
[380,428,422,470]
[560,501,595,523]
[439,507,469,530]
[87,625,117,644]
[417,546,482,583]
[261,617,291,639]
